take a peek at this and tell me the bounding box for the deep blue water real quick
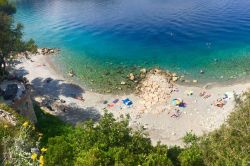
[14,0,250,90]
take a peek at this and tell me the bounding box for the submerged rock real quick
[120,81,126,85]
[68,69,75,77]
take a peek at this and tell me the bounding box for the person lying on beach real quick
[199,90,211,99]
[171,109,181,118]
[199,91,205,96]
[204,94,211,99]
[36,64,46,67]
[75,96,85,102]
[213,98,226,108]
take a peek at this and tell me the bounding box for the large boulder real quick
[3,84,18,100]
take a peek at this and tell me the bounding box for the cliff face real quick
[0,81,37,123]
[12,86,37,123]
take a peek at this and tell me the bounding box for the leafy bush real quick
[198,92,250,166]
[34,104,72,146]
[177,132,203,166]
[178,145,203,166]
[45,111,173,166]
[0,120,46,166]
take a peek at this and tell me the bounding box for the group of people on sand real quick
[168,88,233,119]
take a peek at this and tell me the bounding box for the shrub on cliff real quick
[0,119,45,165]
[45,112,173,166]
[177,132,204,166]
[0,104,45,166]
[198,92,250,166]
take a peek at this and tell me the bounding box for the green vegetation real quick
[44,112,173,166]
[198,92,250,166]
[0,0,37,78]
[34,104,73,146]
[34,92,250,166]
[1,91,249,165]
[0,104,40,165]
[0,0,249,165]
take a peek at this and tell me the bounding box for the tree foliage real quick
[45,112,173,166]
[198,92,250,166]
[0,0,37,77]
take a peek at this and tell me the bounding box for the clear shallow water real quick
[14,0,250,92]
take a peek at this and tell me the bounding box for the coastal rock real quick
[3,84,18,100]
[68,69,75,77]
[129,73,135,81]
[140,74,146,78]
[137,68,175,111]
[0,109,17,126]
[37,48,43,54]
[152,68,161,74]
[172,76,178,82]
[38,48,60,55]
[193,80,198,83]
[140,68,147,74]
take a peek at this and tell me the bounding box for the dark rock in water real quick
[116,69,124,74]
[104,71,110,75]
[4,84,18,100]
[130,66,138,70]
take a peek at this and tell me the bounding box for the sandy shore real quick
[15,53,250,146]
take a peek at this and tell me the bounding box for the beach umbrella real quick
[172,98,183,106]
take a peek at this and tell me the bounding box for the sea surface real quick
[14,0,250,92]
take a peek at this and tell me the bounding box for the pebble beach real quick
[15,52,250,146]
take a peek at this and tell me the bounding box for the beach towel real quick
[122,98,133,106]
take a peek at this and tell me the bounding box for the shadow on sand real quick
[15,66,101,124]
[31,77,102,124]
[31,77,85,98]
[58,103,101,125]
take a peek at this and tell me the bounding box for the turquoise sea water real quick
[14,0,250,92]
